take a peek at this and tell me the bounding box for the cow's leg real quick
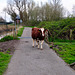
[36,40,38,47]
[41,40,44,50]
[32,39,35,47]
[37,40,40,49]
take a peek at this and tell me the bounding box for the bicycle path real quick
[4,27,75,75]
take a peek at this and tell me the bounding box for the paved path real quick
[4,27,75,75]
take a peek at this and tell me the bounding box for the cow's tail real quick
[45,29,52,44]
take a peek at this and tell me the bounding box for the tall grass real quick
[53,42,75,64]
[0,52,11,75]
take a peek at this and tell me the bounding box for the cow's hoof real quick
[32,46,34,48]
[38,48,40,49]
[40,48,43,50]
[36,45,38,47]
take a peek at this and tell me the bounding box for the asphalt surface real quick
[4,27,75,75]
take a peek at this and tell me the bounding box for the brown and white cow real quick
[31,27,47,50]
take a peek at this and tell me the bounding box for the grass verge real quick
[17,27,24,37]
[52,42,75,64]
[24,26,35,28]
[0,36,19,42]
[0,52,11,75]
[0,26,24,75]
[0,26,24,42]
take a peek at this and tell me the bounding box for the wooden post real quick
[14,21,17,37]
[70,29,72,40]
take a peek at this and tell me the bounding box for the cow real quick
[31,27,47,50]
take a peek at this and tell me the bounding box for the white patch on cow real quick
[32,39,34,47]
[41,40,44,49]
[40,28,44,36]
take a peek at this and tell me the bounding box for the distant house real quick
[0,17,5,25]
[0,17,5,22]
[0,17,13,25]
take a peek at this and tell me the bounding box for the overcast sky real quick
[0,0,75,21]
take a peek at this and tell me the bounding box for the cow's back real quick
[32,28,40,39]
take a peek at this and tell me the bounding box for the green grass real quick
[17,27,24,37]
[49,37,75,42]
[53,39,75,42]
[53,42,75,64]
[24,26,35,28]
[0,52,11,75]
[0,26,24,75]
[0,36,19,42]
[0,26,24,42]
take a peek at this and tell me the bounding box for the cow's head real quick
[39,28,46,37]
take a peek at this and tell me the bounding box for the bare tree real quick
[28,1,35,20]
[6,0,64,23]
[48,0,64,21]
[6,0,29,23]
[40,2,45,21]
[0,17,5,22]
[72,5,75,17]
[14,0,24,20]
[3,8,7,22]
[5,2,17,22]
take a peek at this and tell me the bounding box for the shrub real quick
[0,36,19,42]
[38,17,75,41]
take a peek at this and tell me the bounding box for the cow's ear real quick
[44,29,47,32]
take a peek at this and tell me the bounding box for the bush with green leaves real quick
[38,17,75,41]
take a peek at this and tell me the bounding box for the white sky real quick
[0,0,75,21]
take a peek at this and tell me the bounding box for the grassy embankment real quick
[38,17,75,64]
[17,26,24,37]
[0,52,11,75]
[53,42,75,64]
[0,26,24,75]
